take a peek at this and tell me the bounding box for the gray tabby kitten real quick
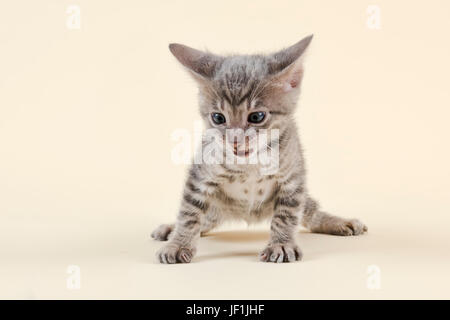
[152,35,367,264]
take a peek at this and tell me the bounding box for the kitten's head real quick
[169,36,312,156]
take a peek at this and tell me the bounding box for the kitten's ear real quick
[268,35,313,92]
[169,43,222,80]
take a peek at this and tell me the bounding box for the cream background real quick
[1,0,450,299]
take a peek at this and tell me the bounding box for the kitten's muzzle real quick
[232,139,252,157]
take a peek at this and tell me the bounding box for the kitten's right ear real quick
[169,43,222,80]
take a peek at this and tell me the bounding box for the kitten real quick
[152,35,367,264]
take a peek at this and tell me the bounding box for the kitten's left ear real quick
[268,35,313,92]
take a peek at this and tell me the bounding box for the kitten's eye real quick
[211,112,226,125]
[248,111,266,124]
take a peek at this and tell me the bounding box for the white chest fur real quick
[221,174,276,209]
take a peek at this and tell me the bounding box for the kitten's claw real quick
[151,224,174,241]
[157,244,195,264]
[259,243,302,263]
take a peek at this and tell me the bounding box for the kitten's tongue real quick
[233,147,251,157]
[232,139,252,157]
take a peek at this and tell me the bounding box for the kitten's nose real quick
[226,128,245,146]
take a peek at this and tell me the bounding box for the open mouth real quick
[233,149,250,157]
[233,145,253,157]
[231,137,255,157]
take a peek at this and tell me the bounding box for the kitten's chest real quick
[220,173,276,206]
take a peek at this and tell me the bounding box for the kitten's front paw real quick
[157,244,195,264]
[259,243,303,263]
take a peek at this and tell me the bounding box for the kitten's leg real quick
[259,186,304,263]
[200,208,222,236]
[151,223,175,241]
[301,197,368,236]
[152,202,220,242]
[157,199,205,264]
[151,215,218,241]
[151,214,219,241]
[157,166,214,264]
[151,209,220,241]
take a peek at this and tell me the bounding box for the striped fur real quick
[152,35,367,264]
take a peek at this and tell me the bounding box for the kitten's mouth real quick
[233,145,253,157]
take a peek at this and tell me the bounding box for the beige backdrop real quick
[1,0,450,299]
